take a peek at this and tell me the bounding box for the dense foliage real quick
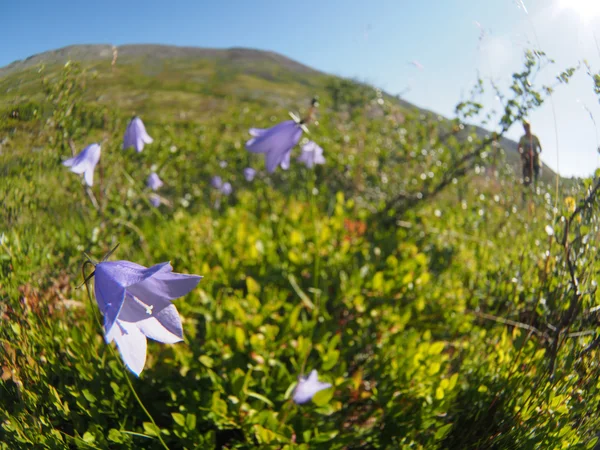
[1,48,600,449]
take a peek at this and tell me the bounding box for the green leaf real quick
[142,422,160,437]
[171,413,186,427]
[247,391,274,407]
[211,392,228,417]
[288,303,302,329]
[185,413,197,431]
[434,423,453,440]
[199,355,214,368]
[435,386,444,400]
[81,389,96,404]
[254,424,276,444]
[428,342,445,355]
[322,350,340,371]
[246,276,260,294]
[288,275,315,310]
[312,387,334,406]
[234,327,246,350]
[107,429,124,443]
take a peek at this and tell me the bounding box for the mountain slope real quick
[0,44,555,180]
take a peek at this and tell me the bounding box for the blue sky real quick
[2,0,600,176]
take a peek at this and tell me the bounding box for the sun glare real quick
[557,0,600,21]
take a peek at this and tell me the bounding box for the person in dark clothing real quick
[518,120,542,186]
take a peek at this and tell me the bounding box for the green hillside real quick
[1,45,599,449]
[0,44,557,181]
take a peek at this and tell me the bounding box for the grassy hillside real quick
[0,44,557,181]
[1,45,599,449]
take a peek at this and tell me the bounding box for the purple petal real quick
[97,261,172,288]
[249,128,268,137]
[106,320,147,376]
[149,193,161,207]
[63,143,101,187]
[220,182,233,196]
[211,176,223,189]
[280,150,292,170]
[147,173,164,191]
[95,261,172,334]
[94,266,126,335]
[245,120,302,155]
[123,117,153,152]
[127,268,202,314]
[117,292,172,323]
[135,137,145,153]
[136,304,183,344]
[243,167,256,182]
[298,141,325,169]
[293,370,332,404]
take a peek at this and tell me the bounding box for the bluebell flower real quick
[147,172,164,191]
[63,143,101,187]
[293,370,332,404]
[243,167,256,182]
[221,182,233,196]
[298,141,325,169]
[94,260,201,375]
[123,117,153,153]
[211,176,223,189]
[245,120,303,173]
[149,193,162,208]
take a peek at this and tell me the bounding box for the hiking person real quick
[518,120,542,186]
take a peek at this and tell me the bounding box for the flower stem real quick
[120,368,171,450]
[310,170,321,313]
[81,261,171,450]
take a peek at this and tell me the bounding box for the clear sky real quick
[2,0,600,177]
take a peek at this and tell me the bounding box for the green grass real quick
[1,47,600,449]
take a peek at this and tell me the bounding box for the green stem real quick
[120,368,170,450]
[310,170,321,314]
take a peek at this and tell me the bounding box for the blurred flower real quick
[545,225,554,237]
[94,260,202,375]
[243,167,256,182]
[219,160,228,168]
[221,182,233,196]
[149,193,162,207]
[63,143,101,187]
[293,370,332,404]
[344,218,367,242]
[123,117,153,152]
[246,120,302,173]
[565,196,576,212]
[298,141,325,169]
[211,176,223,189]
[147,172,164,191]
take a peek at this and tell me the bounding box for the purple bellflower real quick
[63,143,101,187]
[94,260,201,375]
[147,172,164,191]
[221,182,233,196]
[245,120,303,173]
[298,141,325,169]
[149,193,162,208]
[123,117,153,152]
[211,176,223,189]
[243,167,256,182]
[293,370,332,404]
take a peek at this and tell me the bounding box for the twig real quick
[470,310,550,340]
